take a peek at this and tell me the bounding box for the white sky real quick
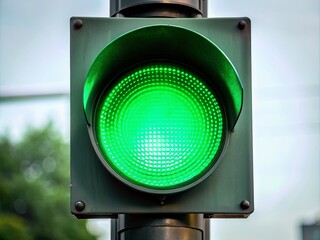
[0,0,319,240]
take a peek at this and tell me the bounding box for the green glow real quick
[95,63,224,190]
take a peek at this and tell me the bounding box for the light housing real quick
[70,17,253,218]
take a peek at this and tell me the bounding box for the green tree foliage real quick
[0,124,97,240]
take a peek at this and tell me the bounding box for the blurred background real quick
[0,0,319,239]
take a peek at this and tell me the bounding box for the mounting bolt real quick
[73,19,83,30]
[75,201,85,212]
[159,195,166,206]
[240,200,250,210]
[238,20,247,30]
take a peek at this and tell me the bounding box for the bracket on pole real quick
[109,0,207,18]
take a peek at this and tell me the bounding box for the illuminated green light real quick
[94,63,224,191]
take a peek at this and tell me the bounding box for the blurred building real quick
[301,222,320,240]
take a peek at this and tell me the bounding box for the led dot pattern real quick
[95,63,224,191]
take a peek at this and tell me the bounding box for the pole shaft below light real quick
[111,214,210,240]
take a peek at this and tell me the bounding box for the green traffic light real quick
[72,18,252,217]
[82,24,244,194]
[94,63,225,192]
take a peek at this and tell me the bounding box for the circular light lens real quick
[95,63,225,192]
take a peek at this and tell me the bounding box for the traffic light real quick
[70,17,253,218]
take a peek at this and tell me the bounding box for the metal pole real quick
[109,0,207,18]
[108,1,210,240]
[112,214,210,240]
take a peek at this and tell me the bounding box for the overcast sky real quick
[0,0,319,240]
